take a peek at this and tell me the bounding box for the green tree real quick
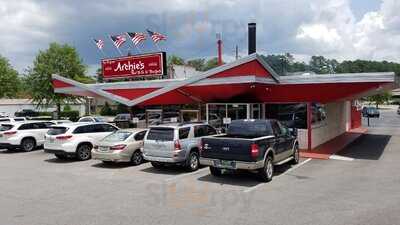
[367,92,392,109]
[167,55,185,66]
[309,56,338,74]
[26,42,91,115]
[0,55,20,98]
[100,102,114,116]
[96,68,103,83]
[203,57,220,71]
[186,58,205,71]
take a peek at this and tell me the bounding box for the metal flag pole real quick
[154,41,161,51]
[109,35,123,56]
[126,32,141,54]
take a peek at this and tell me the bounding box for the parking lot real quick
[1,108,400,225]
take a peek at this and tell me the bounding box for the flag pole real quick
[109,35,123,56]
[154,42,161,51]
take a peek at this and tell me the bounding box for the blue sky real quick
[0,0,399,75]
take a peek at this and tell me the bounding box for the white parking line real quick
[329,155,354,161]
[243,158,312,193]
[164,167,209,183]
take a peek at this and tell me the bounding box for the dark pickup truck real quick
[200,119,299,182]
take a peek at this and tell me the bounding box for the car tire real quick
[76,144,92,161]
[21,138,36,152]
[151,161,164,168]
[130,150,143,166]
[209,166,222,177]
[54,153,67,160]
[186,151,199,172]
[258,156,274,182]
[291,144,300,165]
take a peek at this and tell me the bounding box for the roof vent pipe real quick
[248,23,256,55]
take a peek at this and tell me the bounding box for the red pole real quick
[217,39,223,66]
[307,102,312,150]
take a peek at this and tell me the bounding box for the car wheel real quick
[291,144,300,165]
[151,161,164,168]
[130,150,143,166]
[186,151,199,172]
[76,144,92,161]
[258,156,274,182]
[55,153,67,160]
[209,166,222,177]
[21,138,36,152]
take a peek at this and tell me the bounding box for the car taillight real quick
[56,135,73,140]
[251,144,259,159]
[198,139,203,152]
[174,140,182,150]
[4,131,17,135]
[110,144,126,151]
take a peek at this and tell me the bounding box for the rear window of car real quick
[227,120,274,138]
[0,124,13,131]
[0,119,10,122]
[14,118,25,121]
[147,127,174,141]
[47,127,68,135]
[78,117,93,122]
[103,131,133,142]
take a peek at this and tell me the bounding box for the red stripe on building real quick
[104,88,159,100]
[210,60,271,79]
[52,79,74,88]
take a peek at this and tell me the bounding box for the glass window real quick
[47,127,68,135]
[73,125,94,134]
[103,131,133,142]
[79,117,94,122]
[271,121,282,136]
[0,119,10,122]
[0,124,13,131]
[194,125,207,137]
[206,125,217,135]
[179,127,190,139]
[14,118,25,121]
[134,131,147,141]
[278,122,289,136]
[18,123,34,130]
[101,124,117,132]
[147,127,174,141]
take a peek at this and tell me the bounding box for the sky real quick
[0,0,399,76]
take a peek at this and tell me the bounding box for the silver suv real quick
[143,123,217,171]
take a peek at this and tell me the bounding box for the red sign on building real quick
[102,52,166,79]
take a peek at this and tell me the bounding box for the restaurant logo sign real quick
[102,52,166,79]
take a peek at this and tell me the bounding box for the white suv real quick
[0,121,55,151]
[0,117,27,123]
[44,123,119,160]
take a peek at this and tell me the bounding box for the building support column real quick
[307,102,312,150]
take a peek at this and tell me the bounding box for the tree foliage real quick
[187,58,206,71]
[26,43,91,113]
[167,55,185,66]
[0,55,20,98]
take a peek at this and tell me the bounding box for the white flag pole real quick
[92,38,106,58]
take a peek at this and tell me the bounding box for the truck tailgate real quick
[201,137,255,162]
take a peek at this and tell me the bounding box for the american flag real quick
[93,38,104,50]
[110,34,126,48]
[146,29,167,43]
[127,32,146,45]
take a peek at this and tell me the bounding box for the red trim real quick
[351,104,362,129]
[307,102,312,150]
[104,88,158,100]
[52,79,73,88]
[210,60,271,78]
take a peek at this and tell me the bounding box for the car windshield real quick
[368,108,378,113]
[95,117,108,122]
[103,131,133,142]
[147,127,174,141]
[0,124,13,131]
[47,127,68,135]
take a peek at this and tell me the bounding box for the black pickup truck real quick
[200,119,299,182]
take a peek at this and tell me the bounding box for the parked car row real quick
[0,119,298,182]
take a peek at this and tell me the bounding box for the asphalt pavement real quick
[0,109,400,225]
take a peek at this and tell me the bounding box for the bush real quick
[38,111,53,117]
[63,105,72,111]
[116,103,129,114]
[60,110,80,121]
[100,102,114,116]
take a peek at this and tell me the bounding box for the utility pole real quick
[235,45,239,60]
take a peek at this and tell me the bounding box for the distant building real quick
[168,64,201,79]
[0,99,86,117]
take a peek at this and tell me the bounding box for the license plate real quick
[214,160,236,169]
[99,146,109,152]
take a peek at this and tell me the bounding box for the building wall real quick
[0,103,86,117]
[298,101,351,149]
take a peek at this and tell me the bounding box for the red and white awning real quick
[52,53,396,106]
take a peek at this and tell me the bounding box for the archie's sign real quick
[101,52,166,79]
